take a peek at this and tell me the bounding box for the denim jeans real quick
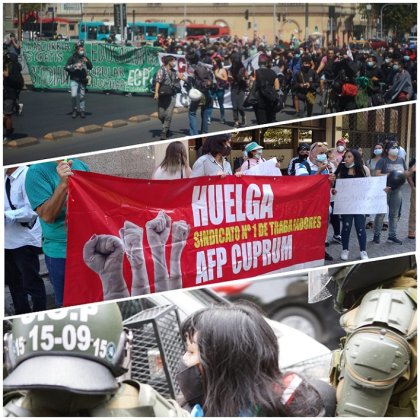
[44,256,66,308]
[189,94,212,135]
[374,188,402,238]
[208,88,225,121]
[341,214,367,251]
[70,80,86,111]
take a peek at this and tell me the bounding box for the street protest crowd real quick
[2,30,417,142]
[4,131,416,315]
[152,33,417,138]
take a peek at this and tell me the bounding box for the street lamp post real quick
[380,3,412,40]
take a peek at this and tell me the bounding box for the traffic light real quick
[277,13,281,22]
[244,9,249,20]
[329,6,335,18]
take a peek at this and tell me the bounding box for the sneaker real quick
[80,111,85,118]
[234,121,240,128]
[332,235,342,244]
[160,130,167,140]
[373,235,380,244]
[340,250,349,261]
[208,118,211,125]
[387,236,402,245]
[324,251,333,261]
[71,109,77,118]
[360,251,369,260]
[18,103,23,115]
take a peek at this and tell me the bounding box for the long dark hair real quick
[335,149,367,178]
[180,304,287,417]
[230,54,245,78]
[159,141,187,175]
[370,142,384,159]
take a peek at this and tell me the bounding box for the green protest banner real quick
[22,41,162,93]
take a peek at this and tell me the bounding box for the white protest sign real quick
[333,176,387,215]
[242,158,282,176]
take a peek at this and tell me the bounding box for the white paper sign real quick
[242,158,282,176]
[333,176,387,215]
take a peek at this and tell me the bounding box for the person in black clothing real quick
[252,54,280,125]
[363,55,385,106]
[65,43,93,119]
[292,55,319,117]
[3,51,23,143]
[287,142,311,176]
[229,53,248,128]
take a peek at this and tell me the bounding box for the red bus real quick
[185,24,230,40]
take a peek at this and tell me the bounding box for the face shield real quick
[308,267,333,304]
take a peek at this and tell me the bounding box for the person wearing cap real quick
[240,141,266,172]
[332,138,347,166]
[373,140,415,245]
[3,303,189,416]
[154,55,181,140]
[64,43,93,119]
[287,143,311,176]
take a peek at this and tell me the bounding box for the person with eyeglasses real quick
[373,141,415,245]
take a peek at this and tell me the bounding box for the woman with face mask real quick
[332,138,347,166]
[176,304,330,417]
[191,134,233,177]
[373,141,415,245]
[240,141,265,172]
[333,149,369,261]
[365,143,388,230]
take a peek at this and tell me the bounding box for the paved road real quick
[4,88,322,165]
[4,184,415,316]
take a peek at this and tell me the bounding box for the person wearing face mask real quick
[292,55,319,117]
[332,138,347,166]
[384,59,413,103]
[333,149,369,261]
[287,143,311,176]
[176,304,332,417]
[191,133,233,177]
[373,141,415,245]
[365,143,388,230]
[364,55,385,106]
[240,141,265,172]
[64,42,93,119]
[381,53,395,88]
[154,55,182,140]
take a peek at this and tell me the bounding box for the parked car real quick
[212,274,344,350]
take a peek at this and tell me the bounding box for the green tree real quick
[13,3,43,17]
[358,3,417,39]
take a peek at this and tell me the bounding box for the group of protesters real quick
[152,34,416,138]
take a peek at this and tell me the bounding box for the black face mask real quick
[176,360,205,407]
[302,66,310,72]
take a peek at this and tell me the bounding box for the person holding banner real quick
[333,149,369,261]
[25,159,90,308]
[191,134,233,177]
[154,55,181,140]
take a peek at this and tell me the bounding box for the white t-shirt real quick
[152,166,187,180]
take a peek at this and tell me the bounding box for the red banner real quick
[65,171,330,306]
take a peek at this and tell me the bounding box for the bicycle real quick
[321,79,337,114]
